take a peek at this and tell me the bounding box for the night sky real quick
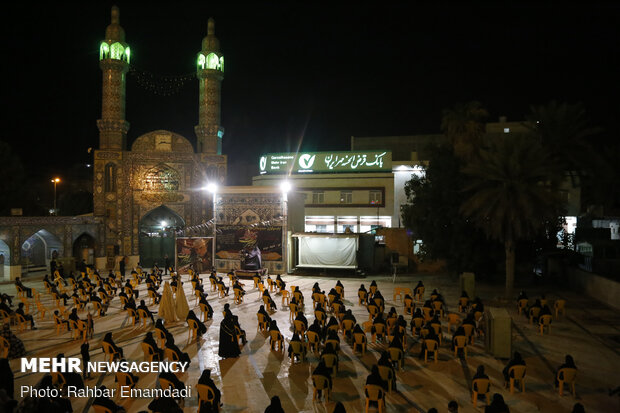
[4,2,619,185]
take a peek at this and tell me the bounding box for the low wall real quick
[563,265,620,310]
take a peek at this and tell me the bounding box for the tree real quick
[526,101,600,188]
[402,145,502,276]
[441,101,489,160]
[459,135,564,298]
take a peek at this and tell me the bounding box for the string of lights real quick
[128,65,195,96]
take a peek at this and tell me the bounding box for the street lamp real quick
[51,178,60,215]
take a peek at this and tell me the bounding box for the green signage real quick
[259,151,392,174]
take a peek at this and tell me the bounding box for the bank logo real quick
[259,156,267,171]
[298,154,315,169]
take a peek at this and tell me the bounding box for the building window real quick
[340,190,352,204]
[369,190,382,205]
[104,163,116,192]
[312,191,324,204]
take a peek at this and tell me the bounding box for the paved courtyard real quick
[3,270,619,412]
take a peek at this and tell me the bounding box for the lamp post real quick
[51,178,60,215]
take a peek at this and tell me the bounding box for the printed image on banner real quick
[176,237,213,274]
[216,225,282,261]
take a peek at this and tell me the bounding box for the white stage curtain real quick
[298,236,357,268]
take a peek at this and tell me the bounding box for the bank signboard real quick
[259,151,392,174]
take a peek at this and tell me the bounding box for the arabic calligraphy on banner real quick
[259,151,392,174]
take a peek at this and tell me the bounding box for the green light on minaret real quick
[125,47,130,63]
[100,42,110,60]
[197,52,223,72]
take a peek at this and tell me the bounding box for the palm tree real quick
[441,101,489,161]
[460,135,563,298]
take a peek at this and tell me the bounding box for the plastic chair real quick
[92,405,113,413]
[388,347,404,370]
[314,310,326,327]
[342,319,355,338]
[539,314,552,335]
[424,339,439,363]
[367,304,380,321]
[196,384,216,411]
[453,335,468,359]
[53,314,68,335]
[51,372,66,391]
[141,342,160,362]
[372,323,386,343]
[257,313,268,332]
[430,322,443,344]
[0,336,8,358]
[289,303,298,322]
[364,384,385,413]
[15,313,28,332]
[102,342,120,362]
[293,320,306,337]
[270,331,284,351]
[377,365,394,392]
[358,290,367,305]
[187,318,199,343]
[321,353,338,375]
[529,307,541,324]
[116,372,136,394]
[557,367,577,397]
[447,313,461,331]
[289,340,307,363]
[432,300,444,318]
[335,285,344,298]
[307,330,320,354]
[234,288,244,304]
[414,286,425,302]
[508,365,526,393]
[472,377,490,407]
[164,348,180,362]
[517,298,529,315]
[312,374,331,401]
[404,296,414,315]
[422,307,433,322]
[458,297,470,312]
[155,328,166,347]
[353,332,367,355]
[137,309,149,327]
[126,308,138,325]
[554,299,566,318]
[199,303,212,322]
[325,338,340,352]
[462,324,475,344]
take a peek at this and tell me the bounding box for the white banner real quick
[298,236,357,269]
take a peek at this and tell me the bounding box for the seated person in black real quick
[502,351,525,386]
[93,385,125,412]
[276,274,286,291]
[187,310,207,336]
[143,332,164,360]
[197,369,222,408]
[103,333,124,359]
[165,334,191,365]
[15,302,36,329]
[308,318,324,341]
[257,305,271,325]
[89,293,107,316]
[137,300,155,323]
[148,395,183,413]
[15,277,33,298]
[295,312,308,331]
[287,333,306,360]
[473,365,490,402]
[418,327,439,359]
[217,277,229,296]
[262,290,277,311]
[199,293,214,319]
[451,326,467,353]
[53,310,70,330]
[115,359,138,388]
[378,351,397,391]
[366,364,388,395]
[312,360,332,398]
[554,354,577,387]
[232,315,247,345]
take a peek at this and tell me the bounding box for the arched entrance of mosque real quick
[21,229,63,272]
[0,240,10,280]
[139,205,185,268]
[73,233,95,266]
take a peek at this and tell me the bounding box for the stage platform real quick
[234,267,267,279]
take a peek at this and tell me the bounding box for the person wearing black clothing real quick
[33,375,74,413]
[198,369,222,408]
[312,360,332,398]
[148,395,183,413]
[419,328,439,359]
[287,333,306,360]
[233,315,247,345]
[15,303,36,329]
[257,305,271,325]
[451,326,467,353]
[164,254,171,275]
[68,308,80,323]
[217,277,229,296]
[473,365,490,403]
[56,354,85,389]
[155,319,170,338]
[378,351,397,391]
[124,280,138,299]
[264,396,284,413]
[187,310,207,336]
[137,300,155,323]
[14,277,32,298]
[165,334,191,364]
[198,293,214,319]
[263,290,277,311]
[371,312,386,335]
[308,318,324,342]
[276,274,286,291]
[143,332,164,360]
[50,285,70,306]
[269,320,280,332]
[366,365,388,392]
[115,358,138,389]
[295,312,308,331]
[502,352,525,385]
[124,297,137,312]
[90,294,106,316]
[555,355,577,387]
[93,385,124,412]
[218,314,240,359]
[485,393,510,413]
[312,282,322,294]
[81,338,91,380]
[103,333,124,359]
[148,284,161,304]
[0,358,14,399]
[53,310,71,330]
